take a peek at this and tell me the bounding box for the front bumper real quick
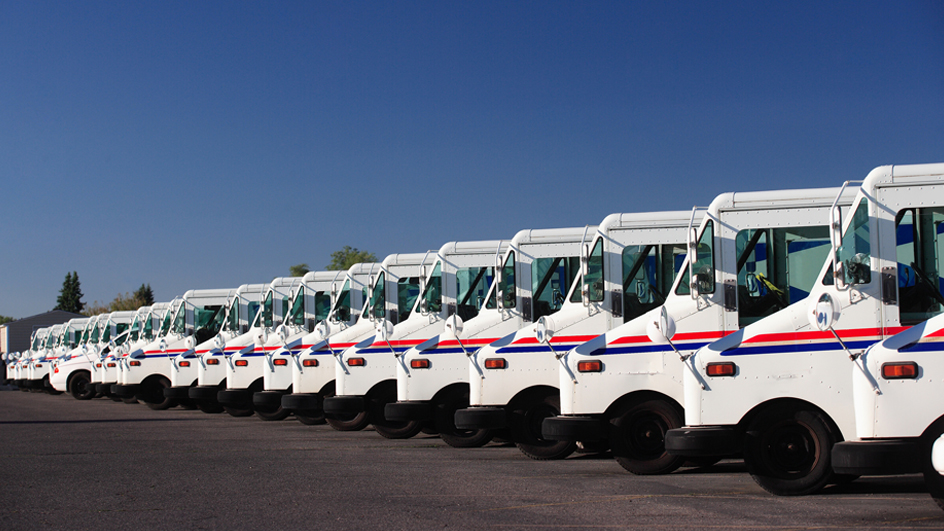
[323,395,365,415]
[163,386,193,399]
[253,390,287,409]
[831,439,922,476]
[454,407,507,430]
[111,384,139,399]
[542,416,607,442]
[217,388,252,407]
[281,393,321,411]
[664,426,741,457]
[384,401,432,422]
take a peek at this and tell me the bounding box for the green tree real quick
[0,315,15,325]
[290,263,310,277]
[134,283,155,306]
[54,271,85,314]
[326,247,377,271]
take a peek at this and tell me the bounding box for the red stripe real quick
[512,335,599,345]
[435,338,499,348]
[741,327,890,345]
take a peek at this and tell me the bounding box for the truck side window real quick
[314,291,330,322]
[897,207,944,325]
[533,256,579,320]
[331,280,351,322]
[421,262,443,314]
[676,221,715,295]
[572,238,604,303]
[499,252,516,309]
[262,292,274,328]
[836,198,871,285]
[457,266,492,320]
[398,277,420,322]
[369,273,386,320]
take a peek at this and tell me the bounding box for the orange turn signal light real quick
[347,357,366,367]
[107,362,116,368]
[129,361,141,366]
[235,360,248,367]
[96,363,103,368]
[206,358,220,365]
[302,359,318,367]
[273,358,288,366]
[179,361,191,367]
[410,359,430,369]
[484,358,506,369]
[706,362,736,377]
[882,362,918,379]
[577,360,603,372]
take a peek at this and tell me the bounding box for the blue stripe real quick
[353,347,411,354]
[417,348,467,355]
[496,344,583,354]
[899,342,944,353]
[722,339,877,356]
[593,341,712,356]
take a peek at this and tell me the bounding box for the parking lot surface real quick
[2,389,943,530]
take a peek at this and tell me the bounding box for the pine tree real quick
[54,271,85,314]
[134,283,155,306]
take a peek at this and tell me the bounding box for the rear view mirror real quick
[445,314,464,338]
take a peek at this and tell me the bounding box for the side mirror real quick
[316,319,329,339]
[214,335,226,352]
[159,338,168,353]
[808,293,840,331]
[688,227,699,299]
[185,336,196,351]
[377,319,395,342]
[646,306,677,344]
[276,324,289,345]
[445,314,464,338]
[255,327,268,347]
[534,316,555,345]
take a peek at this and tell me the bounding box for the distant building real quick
[0,310,85,354]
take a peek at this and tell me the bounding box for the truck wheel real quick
[922,419,944,510]
[255,404,291,421]
[366,383,423,439]
[122,397,139,404]
[295,407,326,425]
[141,377,178,411]
[196,400,224,414]
[743,405,837,496]
[609,399,685,475]
[435,388,493,448]
[323,390,369,431]
[177,398,198,410]
[510,392,576,460]
[68,372,95,400]
[224,406,254,417]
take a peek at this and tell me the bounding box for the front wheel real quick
[743,404,837,496]
[509,392,576,460]
[255,404,291,421]
[224,406,254,417]
[295,409,326,425]
[196,400,224,414]
[435,389,493,448]
[609,399,685,475]
[140,377,178,411]
[68,372,96,400]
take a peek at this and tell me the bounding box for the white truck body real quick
[110,303,171,393]
[665,163,944,496]
[549,187,854,473]
[388,227,590,447]
[323,240,507,439]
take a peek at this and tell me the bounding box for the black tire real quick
[255,403,291,421]
[366,382,423,439]
[295,409,327,425]
[140,377,178,411]
[323,388,370,431]
[509,391,576,460]
[68,372,95,401]
[224,406,255,417]
[434,388,493,448]
[922,419,944,510]
[743,404,838,496]
[609,399,686,475]
[196,400,224,414]
[122,397,139,404]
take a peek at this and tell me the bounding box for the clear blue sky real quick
[1,1,942,318]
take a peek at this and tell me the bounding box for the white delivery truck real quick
[187,285,265,413]
[45,318,87,392]
[13,327,46,389]
[216,278,302,419]
[324,240,506,439]
[387,227,589,448]
[454,212,696,460]
[50,316,122,399]
[251,271,336,414]
[545,187,855,474]
[103,304,170,399]
[664,163,944,496]
[280,262,382,425]
[114,289,234,410]
[24,325,61,393]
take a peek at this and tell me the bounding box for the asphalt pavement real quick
[2,389,943,530]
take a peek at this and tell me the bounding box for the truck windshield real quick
[129,316,141,343]
[397,277,420,322]
[420,262,443,314]
[114,323,129,345]
[896,206,944,325]
[736,226,831,327]
[90,326,100,344]
[143,312,155,340]
[457,266,492,320]
[675,220,716,296]
[262,291,274,328]
[314,291,330,321]
[159,310,172,337]
[836,198,872,286]
[171,304,186,334]
[289,287,306,326]
[194,305,225,343]
[488,252,515,310]
[532,256,580,320]
[80,324,91,344]
[224,298,239,332]
[369,273,385,320]
[332,280,352,322]
[101,324,111,343]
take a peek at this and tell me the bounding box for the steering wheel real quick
[911,262,944,307]
[757,274,789,310]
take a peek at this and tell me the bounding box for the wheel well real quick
[737,397,845,442]
[318,380,336,396]
[366,379,396,399]
[67,369,90,388]
[921,414,944,440]
[508,385,558,410]
[141,373,170,390]
[603,390,681,420]
[247,377,264,393]
[431,382,469,405]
